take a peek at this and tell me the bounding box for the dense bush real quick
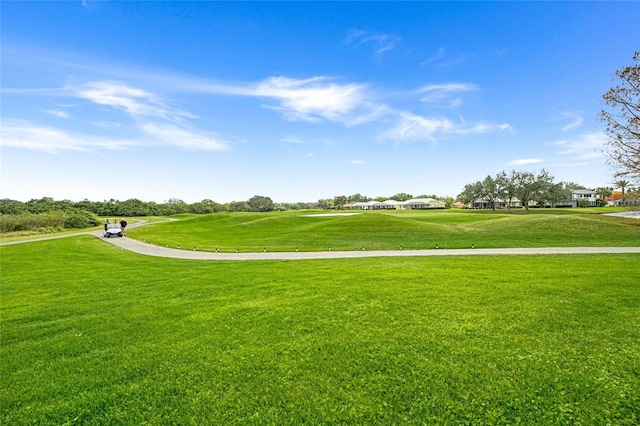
[0,210,100,233]
[0,199,28,215]
[64,209,101,229]
[0,212,64,233]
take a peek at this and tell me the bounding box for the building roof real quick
[401,198,445,205]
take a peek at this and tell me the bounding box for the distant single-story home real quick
[397,198,447,210]
[349,198,446,210]
[469,198,522,209]
[350,200,399,210]
[605,192,623,206]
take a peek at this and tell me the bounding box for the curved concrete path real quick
[95,236,640,261]
[3,219,640,260]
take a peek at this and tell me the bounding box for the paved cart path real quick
[3,219,640,260]
[95,236,640,260]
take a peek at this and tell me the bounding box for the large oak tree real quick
[600,52,640,180]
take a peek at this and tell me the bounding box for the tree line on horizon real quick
[0,192,454,219]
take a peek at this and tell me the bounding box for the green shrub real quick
[0,212,65,233]
[0,209,99,233]
[64,209,100,229]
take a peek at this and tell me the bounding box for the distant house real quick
[381,199,401,209]
[605,192,623,206]
[350,200,399,210]
[469,198,522,209]
[547,189,598,207]
[452,201,467,209]
[467,190,599,209]
[571,189,598,207]
[398,198,446,210]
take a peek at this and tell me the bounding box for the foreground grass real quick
[1,237,639,424]
[129,209,640,252]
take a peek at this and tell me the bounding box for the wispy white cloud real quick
[421,48,445,66]
[188,76,379,125]
[549,132,607,160]
[0,120,230,153]
[382,112,512,143]
[384,114,452,143]
[453,122,514,135]
[42,109,71,118]
[0,120,133,153]
[506,158,545,166]
[73,81,196,123]
[345,29,400,57]
[140,123,229,151]
[417,83,479,106]
[558,112,584,132]
[281,137,304,144]
[418,83,478,95]
[423,52,476,69]
[94,121,122,129]
[254,76,371,123]
[68,81,231,151]
[351,159,366,165]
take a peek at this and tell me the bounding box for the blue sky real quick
[2,1,639,203]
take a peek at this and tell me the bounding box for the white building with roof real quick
[351,200,399,210]
[349,198,446,210]
[398,198,447,210]
[571,189,598,207]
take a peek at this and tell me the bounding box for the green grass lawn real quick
[2,236,639,424]
[128,209,640,252]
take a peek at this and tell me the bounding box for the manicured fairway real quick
[1,236,639,424]
[128,210,640,252]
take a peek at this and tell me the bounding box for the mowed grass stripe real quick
[2,237,639,424]
[128,210,640,252]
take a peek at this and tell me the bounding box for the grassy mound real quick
[128,209,640,252]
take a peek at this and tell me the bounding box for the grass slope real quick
[129,210,640,252]
[2,237,639,424]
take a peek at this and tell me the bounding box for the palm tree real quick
[614,179,630,205]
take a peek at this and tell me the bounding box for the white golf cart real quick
[103,223,123,238]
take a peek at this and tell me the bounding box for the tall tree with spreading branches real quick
[600,52,640,180]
